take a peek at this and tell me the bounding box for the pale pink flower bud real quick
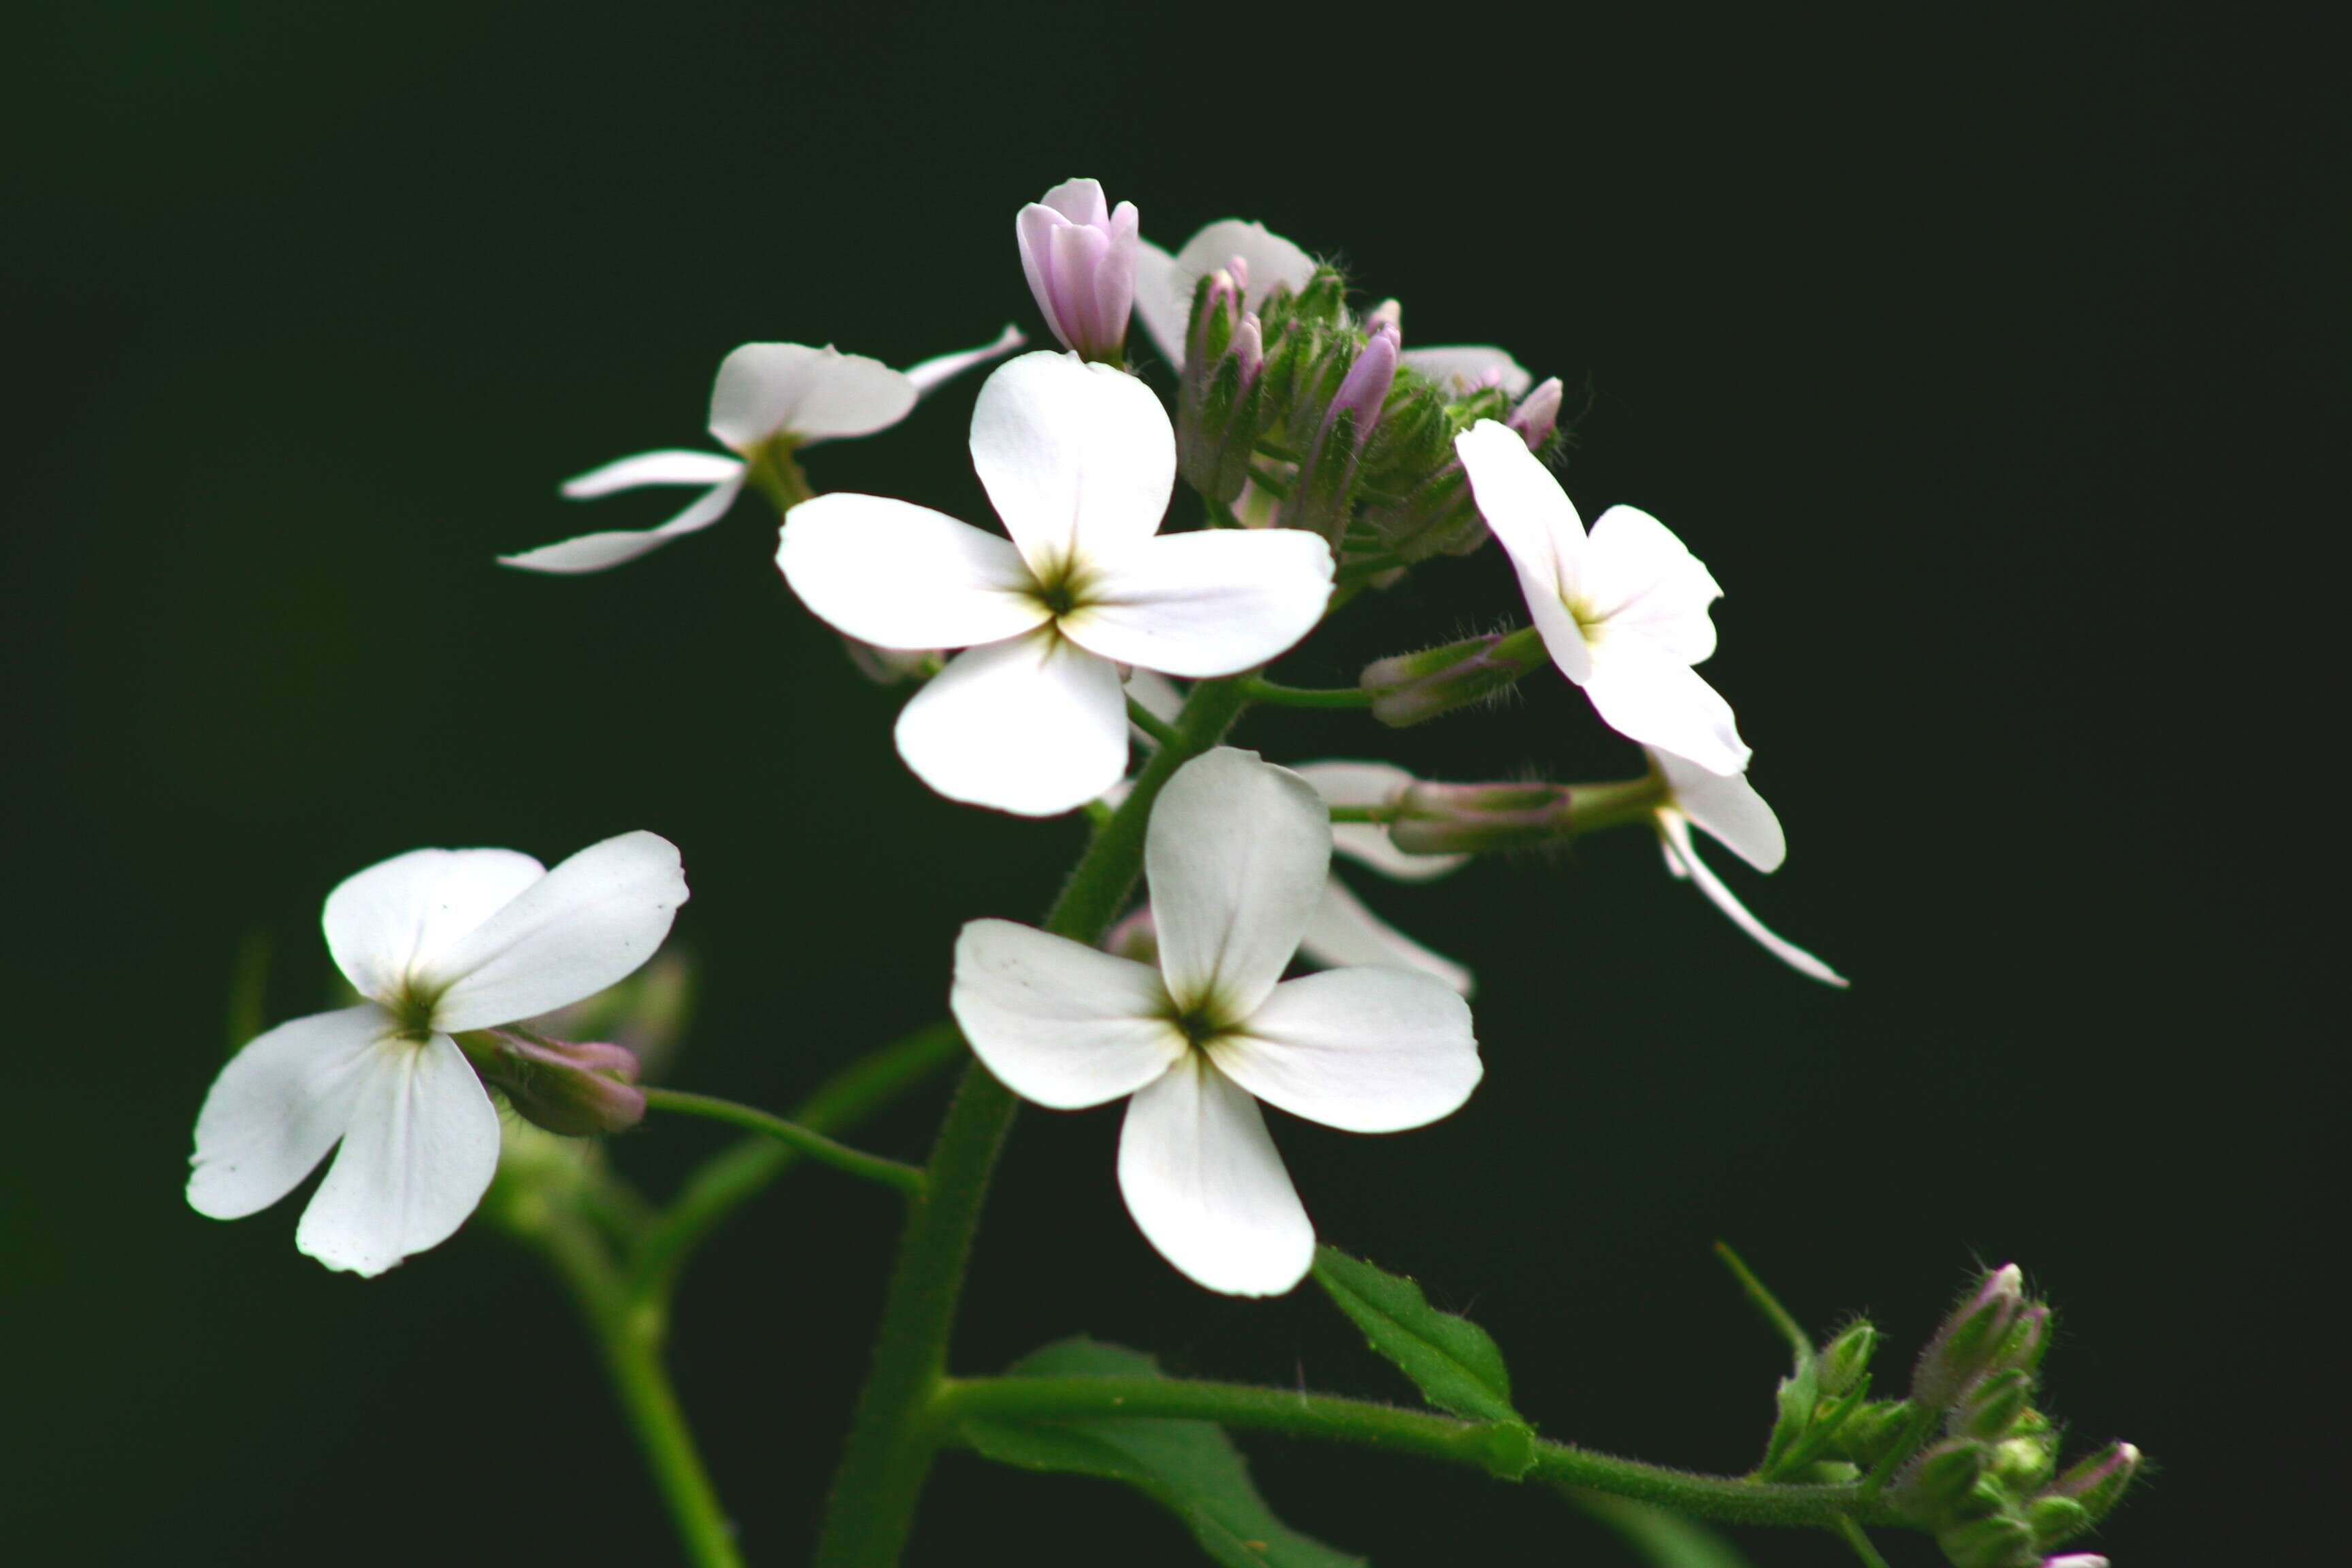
[1016,178,1140,363]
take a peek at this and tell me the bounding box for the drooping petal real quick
[1660,817,1849,987]
[293,1032,504,1275]
[1291,762,1466,882]
[1582,641,1751,776]
[1117,1054,1313,1296]
[1298,876,1475,996]
[1135,220,1320,370]
[901,324,1026,397]
[894,630,1128,816]
[1211,967,1480,1132]
[706,343,917,451]
[1401,345,1534,398]
[1654,749,1786,872]
[1582,505,1723,664]
[424,832,689,1031]
[951,919,1185,1109]
[323,849,546,1007]
[1456,420,1592,683]
[969,352,1175,578]
[186,1004,401,1220]
[499,470,748,574]
[557,449,748,498]
[1146,749,1330,1019]
[1058,529,1333,678]
[777,493,1049,651]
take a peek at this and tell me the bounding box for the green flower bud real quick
[1360,628,1548,727]
[2042,1441,2140,1525]
[1956,1367,2036,1439]
[1896,1439,1988,1519]
[1936,1513,2038,1568]
[1818,1321,1880,1397]
[2025,1494,2092,1548]
[1914,1263,2025,1411]
[1989,1430,2059,1492]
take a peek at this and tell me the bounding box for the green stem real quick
[1239,675,1377,710]
[529,1211,745,1568]
[928,1376,1901,1532]
[642,1088,927,1196]
[813,676,1254,1567]
[629,1019,964,1305]
[1125,694,1181,749]
[1835,1516,1897,1568]
[1713,1241,1812,1362]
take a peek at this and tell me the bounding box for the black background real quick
[4,3,2342,1563]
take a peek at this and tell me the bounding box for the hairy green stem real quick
[813,676,1254,1567]
[630,1019,964,1305]
[528,1210,745,1568]
[1239,675,1378,710]
[642,1088,927,1195]
[928,1376,1902,1531]
[1835,1516,1898,1567]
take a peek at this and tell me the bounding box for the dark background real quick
[5,3,2341,1563]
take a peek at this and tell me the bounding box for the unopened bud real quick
[1993,1302,2052,1379]
[1177,267,1267,504]
[1390,780,1575,855]
[1506,376,1565,449]
[1956,1367,2036,1439]
[2023,1495,2090,1548]
[474,1030,646,1137]
[1281,322,1401,541]
[1990,1429,2059,1492]
[1914,1264,2027,1411]
[1364,297,1402,333]
[1831,1399,1914,1467]
[1015,178,1138,363]
[1103,906,1159,964]
[1936,1514,2038,1568]
[2042,1442,2138,1525]
[1818,1321,1879,1397]
[1895,1439,1988,1519]
[1361,628,1548,727]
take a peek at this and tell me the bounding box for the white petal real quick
[902,324,1026,397]
[1038,176,1109,225]
[894,631,1128,817]
[969,352,1175,578]
[425,832,689,1031]
[323,849,547,1007]
[500,472,747,574]
[1661,817,1849,987]
[1655,749,1786,872]
[1117,1055,1313,1296]
[1130,238,1186,367]
[1401,345,1534,398]
[1583,505,1723,664]
[1211,967,1480,1132]
[1059,529,1333,678]
[1298,876,1475,996]
[1291,762,1465,882]
[777,493,1048,651]
[951,919,1185,1109]
[557,449,747,498]
[1583,642,1751,775]
[706,343,917,451]
[1124,668,1186,726]
[1147,749,1330,1018]
[1456,421,1592,683]
[1134,219,1319,370]
[186,1004,400,1220]
[294,1032,503,1275]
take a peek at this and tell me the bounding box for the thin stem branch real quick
[928,1376,1901,1532]
[1238,676,1376,710]
[642,1088,927,1196]
[1835,1516,1897,1568]
[1714,1241,1813,1362]
[1125,694,1181,749]
[813,676,1255,1568]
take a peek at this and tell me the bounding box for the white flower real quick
[501,329,1023,574]
[1131,217,1530,393]
[777,352,1335,817]
[1120,677,1473,994]
[952,748,1482,1295]
[186,832,689,1275]
[1455,419,1750,776]
[1650,749,1848,987]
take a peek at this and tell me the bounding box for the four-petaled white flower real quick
[186,832,689,1275]
[1131,217,1530,395]
[1649,748,1848,987]
[1456,419,1751,776]
[777,351,1335,817]
[952,748,1482,1296]
[502,329,1022,574]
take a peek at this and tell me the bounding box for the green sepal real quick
[957,1337,1363,1568]
[1311,1245,1521,1424]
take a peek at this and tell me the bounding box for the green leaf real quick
[959,1338,1365,1568]
[1569,1490,1759,1568]
[1311,1246,1520,1424]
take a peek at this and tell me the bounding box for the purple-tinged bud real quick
[1330,321,1401,443]
[1177,267,1267,504]
[1103,906,1159,965]
[1936,1514,2038,1568]
[2041,1442,2139,1525]
[474,1030,647,1137]
[1956,1367,2036,1439]
[1364,297,1402,334]
[1361,627,1549,727]
[1914,1264,2027,1412]
[1279,322,1402,541]
[1015,177,1139,363]
[1390,780,1575,855]
[1507,376,1565,450]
